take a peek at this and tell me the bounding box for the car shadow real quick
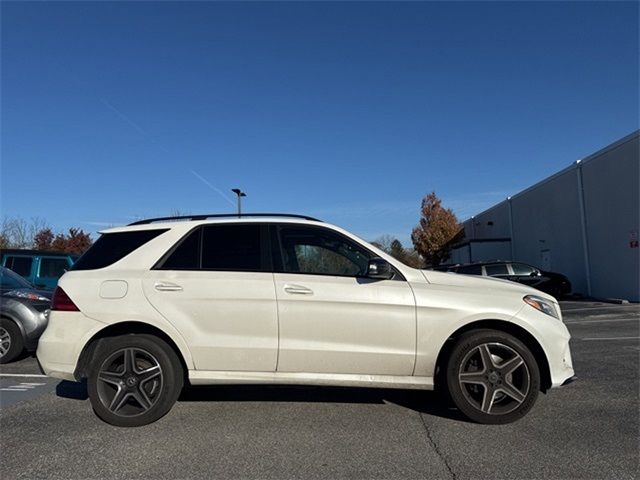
[179,384,468,422]
[54,380,468,422]
[56,380,88,400]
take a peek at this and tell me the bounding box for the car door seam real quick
[272,272,281,372]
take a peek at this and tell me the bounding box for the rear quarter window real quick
[72,229,168,270]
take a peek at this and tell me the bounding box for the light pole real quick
[231,188,246,217]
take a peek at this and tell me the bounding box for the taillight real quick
[51,287,79,311]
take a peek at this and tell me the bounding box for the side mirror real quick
[530,270,541,277]
[367,258,393,280]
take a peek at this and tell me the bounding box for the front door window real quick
[278,226,370,277]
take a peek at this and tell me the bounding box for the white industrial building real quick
[450,131,639,302]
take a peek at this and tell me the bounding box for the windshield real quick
[0,267,33,289]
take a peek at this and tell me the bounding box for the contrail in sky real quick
[100,99,149,136]
[99,99,170,152]
[190,170,236,206]
[63,70,236,210]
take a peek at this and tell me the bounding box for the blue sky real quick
[1,1,638,245]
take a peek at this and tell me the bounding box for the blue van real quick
[0,250,78,290]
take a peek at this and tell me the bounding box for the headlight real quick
[524,295,560,320]
[3,290,50,302]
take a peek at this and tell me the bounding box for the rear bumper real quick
[36,311,105,382]
[561,375,578,386]
[36,356,46,375]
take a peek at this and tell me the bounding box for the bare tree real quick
[0,216,49,249]
[371,235,424,268]
[169,209,191,217]
[0,233,9,249]
[0,217,91,254]
[370,234,395,253]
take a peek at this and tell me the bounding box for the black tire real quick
[446,329,540,424]
[87,334,184,427]
[0,318,24,364]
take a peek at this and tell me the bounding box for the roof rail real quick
[128,213,322,226]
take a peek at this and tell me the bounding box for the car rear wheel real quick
[87,334,184,427]
[0,319,24,364]
[446,329,540,424]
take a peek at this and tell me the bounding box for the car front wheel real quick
[0,319,24,364]
[446,329,540,424]
[87,334,184,427]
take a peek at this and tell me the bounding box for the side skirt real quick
[188,370,434,390]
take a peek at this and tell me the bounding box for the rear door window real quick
[72,229,168,270]
[157,228,202,270]
[201,224,266,271]
[4,256,33,278]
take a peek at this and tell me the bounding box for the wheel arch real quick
[73,321,189,383]
[434,319,552,393]
[0,312,27,340]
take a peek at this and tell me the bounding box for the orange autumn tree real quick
[411,192,461,267]
[33,227,92,255]
[33,228,55,250]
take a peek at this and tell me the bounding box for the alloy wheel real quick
[96,347,164,417]
[0,327,11,358]
[458,342,530,415]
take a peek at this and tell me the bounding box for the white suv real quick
[37,214,575,427]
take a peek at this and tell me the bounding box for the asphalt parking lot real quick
[1,301,638,480]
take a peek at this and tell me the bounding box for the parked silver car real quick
[0,267,51,363]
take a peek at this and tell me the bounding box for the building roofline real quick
[463,130,639,223]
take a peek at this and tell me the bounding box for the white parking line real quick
[562,307,638,313]
[0,374,47,378]
[19,382,47,386]
[565,318,640,324]
[581,337,640,341]
[0,388,28,392]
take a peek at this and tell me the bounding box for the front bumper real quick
[548,333,575,388]
[1,299,50,352]
[515,303,576,389]
[24,309,49,351]
[36,311,105,381]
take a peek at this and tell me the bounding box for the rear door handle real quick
[154,282,183,292]
[283,284,313,295]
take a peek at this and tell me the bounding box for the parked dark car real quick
[0,267,51,363]
[437,261,571,299]
[0,249,77,290]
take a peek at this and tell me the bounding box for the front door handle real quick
[283,284,313,295]
[154,282,183,292]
